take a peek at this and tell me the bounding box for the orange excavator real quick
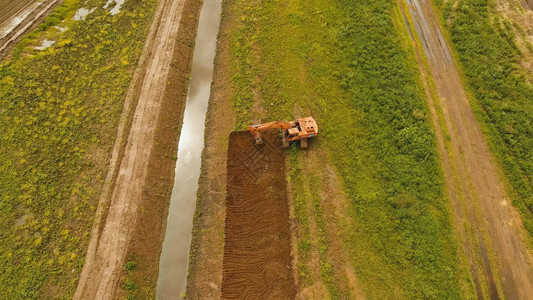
[247,117,318,149]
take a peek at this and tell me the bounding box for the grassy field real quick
[0,0,156,297]
[432,0,533,237]
[226,0,471,298]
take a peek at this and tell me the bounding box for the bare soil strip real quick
[221,130,296,299]
[74,0,186,298]
[0,0,62,58]
[520,0,533,10]
[402,0,533,298]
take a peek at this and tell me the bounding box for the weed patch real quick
[0,0,156,297]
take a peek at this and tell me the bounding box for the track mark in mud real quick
[0,0,61,58]
[0,0,33,27]
[400,0,533,298]
[221,130,296,299]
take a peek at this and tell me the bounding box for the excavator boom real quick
[247,121,290,145]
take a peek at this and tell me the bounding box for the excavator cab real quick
[287,128,299,139]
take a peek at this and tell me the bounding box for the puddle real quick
[156,0,222,299]
[15,215,26,226]
[72,7,96,21]
[104,0,125,15]
[400,9,414,40]
[35,39,55,50]
[55,26,68,32]
[404,0,453,65]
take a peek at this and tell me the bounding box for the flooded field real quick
[0,0,61,56]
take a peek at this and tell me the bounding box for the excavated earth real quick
[221,130,296,299]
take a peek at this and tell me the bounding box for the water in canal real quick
[156,0,222,298]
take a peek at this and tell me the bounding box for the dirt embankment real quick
[185,0,236,297]
[0,0,62,58]
[221,130,296,299]
[74,0,191,298]
[185,0,366,298]
[115,0,203,298]
[401,0,533,298]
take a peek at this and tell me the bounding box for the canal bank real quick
[156,0,223,298]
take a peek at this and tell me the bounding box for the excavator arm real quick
[247,121,290,145]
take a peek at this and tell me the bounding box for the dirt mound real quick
[221,130,296,299]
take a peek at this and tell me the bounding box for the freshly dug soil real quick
[221,130,296,299]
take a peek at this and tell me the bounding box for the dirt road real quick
[520,0,533,10]
[74,0,186,298]
[221,130,296,299]
[401,0,533,298]
[0,0,62,57]
[0,0,33,26]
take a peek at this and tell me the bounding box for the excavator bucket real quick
[282,130,289,149]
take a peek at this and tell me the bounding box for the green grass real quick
[433,0,533,237]
[0,0,156,297]
[288,149,313,285]
[226,0,469,298]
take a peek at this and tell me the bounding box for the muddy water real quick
[156,0,222,299]
[34,38,55,50]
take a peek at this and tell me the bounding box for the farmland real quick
[2,0,533,298]
[188,0,472,298]
[0,0,157,297]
